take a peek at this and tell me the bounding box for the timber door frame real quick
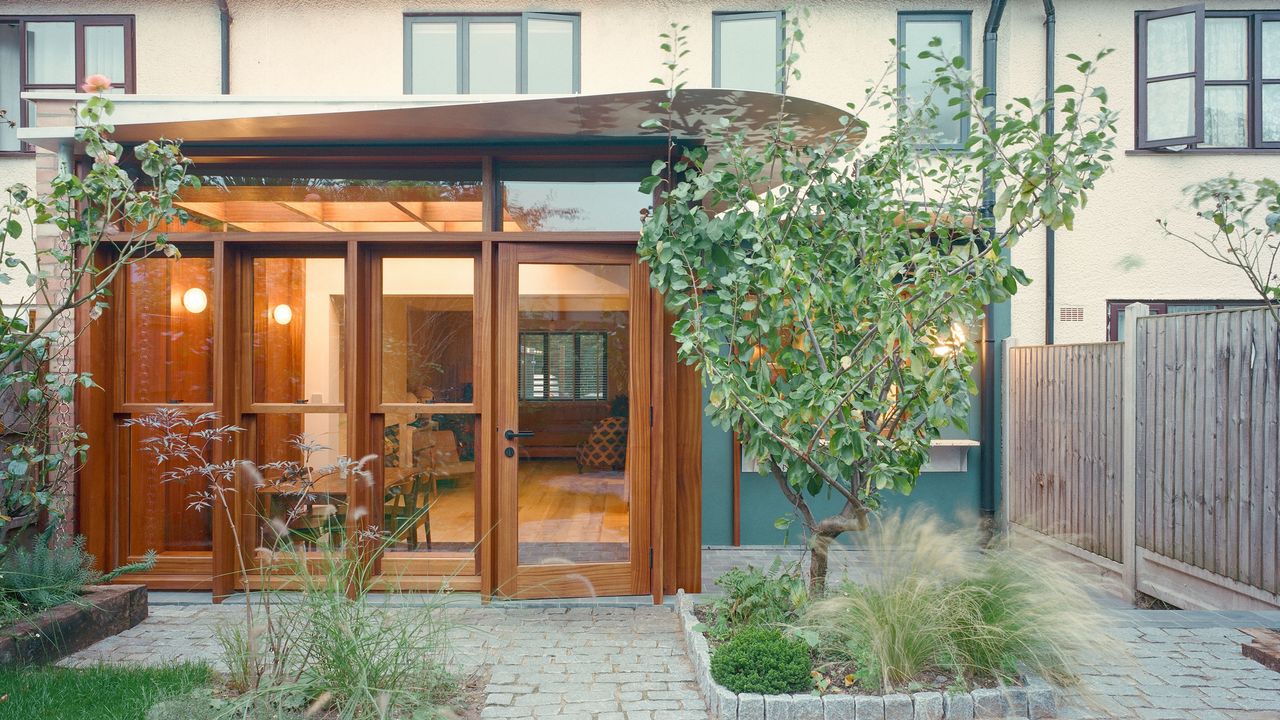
[493,243,652,598]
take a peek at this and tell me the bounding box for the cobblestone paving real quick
[59,592,1280,720]
[60,601,708,720]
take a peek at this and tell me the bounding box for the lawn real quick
[0,662,211,720]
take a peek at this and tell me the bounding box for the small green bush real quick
[0,523,155,612]
[710,627,812,694]
[703,560,807,639]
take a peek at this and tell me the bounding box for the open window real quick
[1136,4,1205,149]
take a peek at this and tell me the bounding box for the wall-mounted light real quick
[933,322,969,357]
[181,287,208,314]
[271,303,293,325]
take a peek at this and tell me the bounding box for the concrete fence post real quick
[1120,303,1150,601]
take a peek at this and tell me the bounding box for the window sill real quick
[1125,148,1279,156]
[920,439,980,474]
[0,150,36,159]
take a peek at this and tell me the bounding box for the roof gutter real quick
[217,0,231,94]
[1043,0,1057,343]
[979,0,1008,528]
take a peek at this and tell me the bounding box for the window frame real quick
[0,14,135,156]
[517,330,609,402]
[402,12,580,95]
[896,10,973,151]
[711,10,786,94]
[1105,299,1262,340]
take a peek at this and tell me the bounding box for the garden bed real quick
[676,591,1057,720]
[0,584,147,666]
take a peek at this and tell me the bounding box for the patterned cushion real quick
[384,425,401,468]
[577,416,628,471]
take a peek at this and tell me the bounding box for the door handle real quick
[504,429,535,441]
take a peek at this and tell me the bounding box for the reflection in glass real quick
[468,22,518,93]
[1205,18,1247,81]
[716,15,779,92]
[252,258,346,405]
[411,22,459,94]
[381,258,474,405]
[1146,77,1196,141]
[253,413,349,551]
[382,412,476,552]
[516,263,630,565]
[84,25,126,81]
[25,22,74,84]
[123,257,214,404]
[901,19,966,145]
[163,172,484,233]
[1146,13,1195,78]
[1204,85,1247,147]
[526,17,575,93]
[502,167,651,231]
[127,422,213,553]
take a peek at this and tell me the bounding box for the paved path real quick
[60,595,1280,719]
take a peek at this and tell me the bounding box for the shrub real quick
[0,523,155,612]
[797,513,1117,691]
[710,627,812,695]
[703,560,807,639]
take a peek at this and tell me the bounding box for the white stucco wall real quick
[3,0,1274,342]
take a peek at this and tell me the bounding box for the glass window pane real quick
[25,22,75,85]
[1146,76,1196,142]
[411,22,458,94]
[1146,12,1195,77]
[381,258,474,405]
[166,171,485,233]
[1203,84,1247,147]
[716,15,779,92]
[126,421,213,553]
[84,25,125,82]
[517,263,631,565]
[1264,84,1280,142]
[1,22,20,151]
[902,18,966,145]
[382,412,476,552]
[1264,22,1280,79]
[122,257,215,403]
[526,17,574,93]
[467,21,518,93]
[252,257,346,405]
[501,167,652,231]
[1204,18,1247,81]
[253,413,348,552]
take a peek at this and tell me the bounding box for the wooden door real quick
[495,244,651,598]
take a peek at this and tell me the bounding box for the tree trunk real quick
[807,507,869,595]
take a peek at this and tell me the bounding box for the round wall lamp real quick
[181,287,208,314]
[271,303,294,325]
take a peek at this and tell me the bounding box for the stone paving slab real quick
[58,594,1280,720]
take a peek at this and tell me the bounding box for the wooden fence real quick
[1004,305,1280,610]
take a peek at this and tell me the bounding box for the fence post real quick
[1001,336,1017,534]
[1120,303,1149,601]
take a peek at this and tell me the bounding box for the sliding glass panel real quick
[526,17,574,93]
[84,25,126,81]
[165,170,484,233]
[1204,84,1247,147]
[382,412,476,552]
[410,22,459,94]
[253,413,349,551]
[122,257,215,404]
[380,258,474,405]
[125,420,214,554]
[501,166,651,231]
[517,263,630,565]
[468,21,518,93]
[251,257,346,405]
[24,22,74,84]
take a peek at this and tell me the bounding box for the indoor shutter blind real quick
[577,333,607,401]
[1136,4,1205,148]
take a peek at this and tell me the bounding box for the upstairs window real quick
[0,15,134,153]
[898,12,972,149]
[1136,6,1279,150]
[712,11,784,93]
[404,13,579,95]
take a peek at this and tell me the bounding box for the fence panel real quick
[1006,342,1124,562]
[1135,308,1280,598]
